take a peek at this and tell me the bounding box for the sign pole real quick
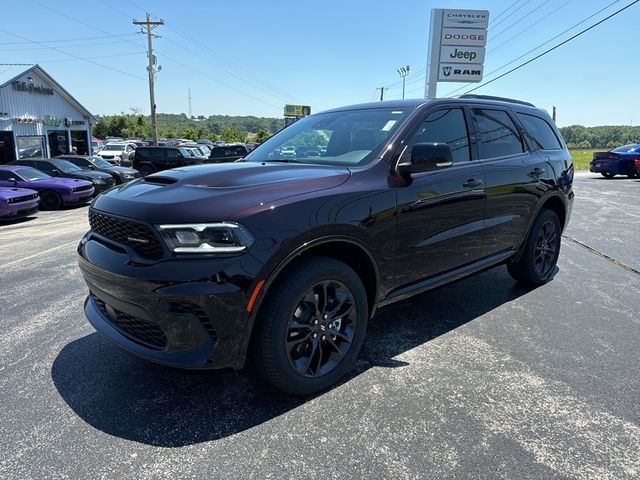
[425,9,443,99]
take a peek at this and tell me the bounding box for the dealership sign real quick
[425,9,489,97]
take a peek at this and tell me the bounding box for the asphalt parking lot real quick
[1,171,639,479]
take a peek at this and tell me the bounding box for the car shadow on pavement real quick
[51,265,534,447]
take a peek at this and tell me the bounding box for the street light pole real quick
[397,65,410,99]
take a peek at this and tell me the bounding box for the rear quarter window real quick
[517,113,563,150]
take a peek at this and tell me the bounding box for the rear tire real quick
[251,256,368,396]
[40,190,63,210]
[508,209,561,286]
[601,172,615,178]
[138,165,155,177]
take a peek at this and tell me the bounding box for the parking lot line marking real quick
[562,234,640,275]
[2,241,78,270]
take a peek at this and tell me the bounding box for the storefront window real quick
[71,130,88,155]
[48,130,69,156]
[17,136,45,159]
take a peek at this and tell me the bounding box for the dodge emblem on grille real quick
[127,236,150,245]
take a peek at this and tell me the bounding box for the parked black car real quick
[57,155,141,184]
[10,158,115,195]
[207,144,248,163]
[78,96,574,395]
[131,146,204,176]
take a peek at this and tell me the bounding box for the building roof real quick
[0,64,98,123]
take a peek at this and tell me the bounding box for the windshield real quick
[611,144,640,153]
[102,144,124,151]
[51,159,82,173]
[88,156,113,168]
[245,107,411,166]
[16,167,51,181]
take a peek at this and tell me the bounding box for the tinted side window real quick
[166,149,182,158]
[231,146,246,156]
[0,170,12,180]
[37,161,53,172]
[210,147,224,157]
[136,148,148,159]
[402,108,470,163]
[472,109,524,159]
[517,113,562,150]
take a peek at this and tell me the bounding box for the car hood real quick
[63,170,112,180]
[0,187,38,200]
[110,166,138,174]
[92,162,351,223]
[29,177,93,190]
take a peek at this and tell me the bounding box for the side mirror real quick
[8,177,17,186]
[398,142,453,175]
[88,165,96,169]
[51,169,61,176]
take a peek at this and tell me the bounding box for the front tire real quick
[508,209,561,286]
[40,190,63,210]
[252,256,368,396]
[138,165,155,177]
[601,172,615,178]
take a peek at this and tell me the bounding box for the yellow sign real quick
[284,105,311,117]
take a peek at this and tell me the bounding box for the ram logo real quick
[442,66,452,77]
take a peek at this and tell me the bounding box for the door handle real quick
[463,178,483,188]
[530,167,545,177]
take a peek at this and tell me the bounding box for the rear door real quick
[395,107,487,287]
[471,107,547,257]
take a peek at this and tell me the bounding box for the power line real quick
[489,0,531,30]
[489,0,527,26]
[0,27,146,81]
[490,0,555,41]
[0,33,138,45]
[442,0,625,97]
[460,0,639,95]
[487,0,575,54]
[0,38,146,52]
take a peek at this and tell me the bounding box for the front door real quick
[0,132,15,164]
[395,107,486,288]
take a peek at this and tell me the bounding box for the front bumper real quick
[0,199,39,219]
[63,191,94,205]
[78,235,264,369]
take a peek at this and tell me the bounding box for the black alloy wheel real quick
[252,256,368,396]
[533,219,559,278]
[40,190,63,210]
[507,209,561,286]
[286,280,357,378]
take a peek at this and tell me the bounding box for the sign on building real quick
[425,9,489,98]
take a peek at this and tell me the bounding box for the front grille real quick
[106,178,116,186]
[169,302,217,343]
[92,294,167,349]
[17,206,38,216]
[89,209,164,259]
[73,184,93,192]
[7,193,37,204]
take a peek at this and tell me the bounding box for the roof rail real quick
[456,94,535,107]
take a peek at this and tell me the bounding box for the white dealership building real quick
[0,64,97,164]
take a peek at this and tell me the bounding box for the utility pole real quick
[552,106,557,122]
[133,13,164,146]
[377,86,385,101]
[188,88,192,118]
[397,65,410,99]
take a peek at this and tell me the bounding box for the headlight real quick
[158,223,254,253]
[93,179,105,185]
[123,173,134,179]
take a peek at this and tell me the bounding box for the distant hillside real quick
[93,113,283,141]
[559,125,640,149]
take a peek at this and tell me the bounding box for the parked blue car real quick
[590,144,640,178]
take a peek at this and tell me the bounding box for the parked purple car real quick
[0,165,94,210]
[0,187,39,220]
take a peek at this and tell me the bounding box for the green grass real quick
[569,149,597,170]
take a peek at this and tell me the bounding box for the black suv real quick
[78,96,574,395]
[207,144,248,163]
[132,146,204,176]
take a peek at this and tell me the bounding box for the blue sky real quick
[0,0,637,126]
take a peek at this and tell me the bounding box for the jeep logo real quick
[449,48,477,62]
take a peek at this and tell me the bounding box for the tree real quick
[180,127,198,141]
[255,129,272,143]
[577,140,592,149]
[221,127,246,143]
